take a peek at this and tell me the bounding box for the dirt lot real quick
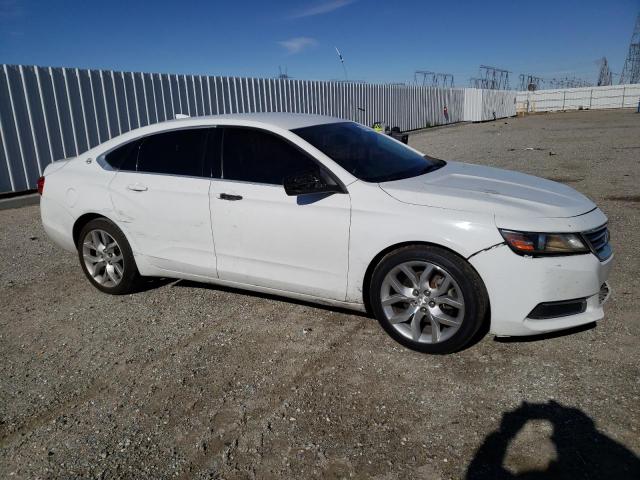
[1,109,639,479]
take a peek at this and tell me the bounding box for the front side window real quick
[222,127,318,185]
[292,122,444,183]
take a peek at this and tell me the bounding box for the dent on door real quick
[109,172,217,277]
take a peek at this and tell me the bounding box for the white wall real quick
[516,84,640,113]
[463,89,517,122]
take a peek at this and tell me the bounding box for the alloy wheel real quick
[82,229,125,287]
[380,261,465,344]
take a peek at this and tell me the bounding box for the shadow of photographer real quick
[466,400,640,479]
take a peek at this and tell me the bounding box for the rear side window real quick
[136,129,207,177]
[222,127,318,185]
[103,140,140,170]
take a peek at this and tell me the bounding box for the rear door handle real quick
[219,193,243,201]
[127,183,148,192]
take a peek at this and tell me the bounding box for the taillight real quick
[37,176,45,195]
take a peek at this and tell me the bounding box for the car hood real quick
[379,161,596,219]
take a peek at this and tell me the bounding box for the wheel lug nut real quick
[412,289,419,296]
[429,301,436,307]
[420,307,427,312]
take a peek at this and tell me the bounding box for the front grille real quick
[582,225,612,261]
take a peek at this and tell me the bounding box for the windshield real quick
[291,122,445,182]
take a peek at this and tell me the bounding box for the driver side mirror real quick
[284,167,344,196]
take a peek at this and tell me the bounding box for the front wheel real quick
[77,218,140,295]
[369,245,488,354]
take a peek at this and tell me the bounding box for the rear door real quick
[109,128,218,278]
[209,127,351,300]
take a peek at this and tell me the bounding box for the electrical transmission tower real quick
[414,70,454,87]
[277,66,291,79]
[619,14,640,84]
[518,74,544,91]
[475,65,511,90]
[597,57,613,86]
[468,77,483,88]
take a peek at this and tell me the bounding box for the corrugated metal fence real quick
[516,84,640,113]
[1,64,471,194]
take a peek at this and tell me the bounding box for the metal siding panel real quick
[160,74,173,119]
[143,73,157,124]
[122,72,138,129]
[0,65,29,190]
[188,75,198,115]
[205,76,214,115]
[48,68,76,158]
[0,125,13,192]
[20,66,48,173]
[40,68,65,160]
[132,72,148,126]
[101,71,119,137]
[0,66,23,190]
[219,77,229,114]
[153,73,165,121]
[111,71,127,134]
[34,66,55,163]
[199,76,209,116]
[77,69,99,148]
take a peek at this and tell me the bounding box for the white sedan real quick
[39,113,612,354]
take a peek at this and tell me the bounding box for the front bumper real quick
[470,244,613,336]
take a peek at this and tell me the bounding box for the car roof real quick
[163,112,346,130]
[83,113,350,158]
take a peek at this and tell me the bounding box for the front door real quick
[209,127,351,300]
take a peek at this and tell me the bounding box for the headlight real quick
[499,229,590,256]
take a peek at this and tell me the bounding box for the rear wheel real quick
[77,218,140,294]
[369,245,488,354]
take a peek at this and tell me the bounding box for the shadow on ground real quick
[493,322,597,344]
[172,278,372,318]
[466,400,640,479]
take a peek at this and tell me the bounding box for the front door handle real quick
[219,193,243,201]
[127,183,148,192]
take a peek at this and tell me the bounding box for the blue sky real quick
[1,0,638,87]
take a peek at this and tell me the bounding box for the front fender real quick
[345,182,502,303]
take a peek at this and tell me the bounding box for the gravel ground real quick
[1,109,639,479]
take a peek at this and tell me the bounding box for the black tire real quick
[369,245,488,354]
[77,218,140,295]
